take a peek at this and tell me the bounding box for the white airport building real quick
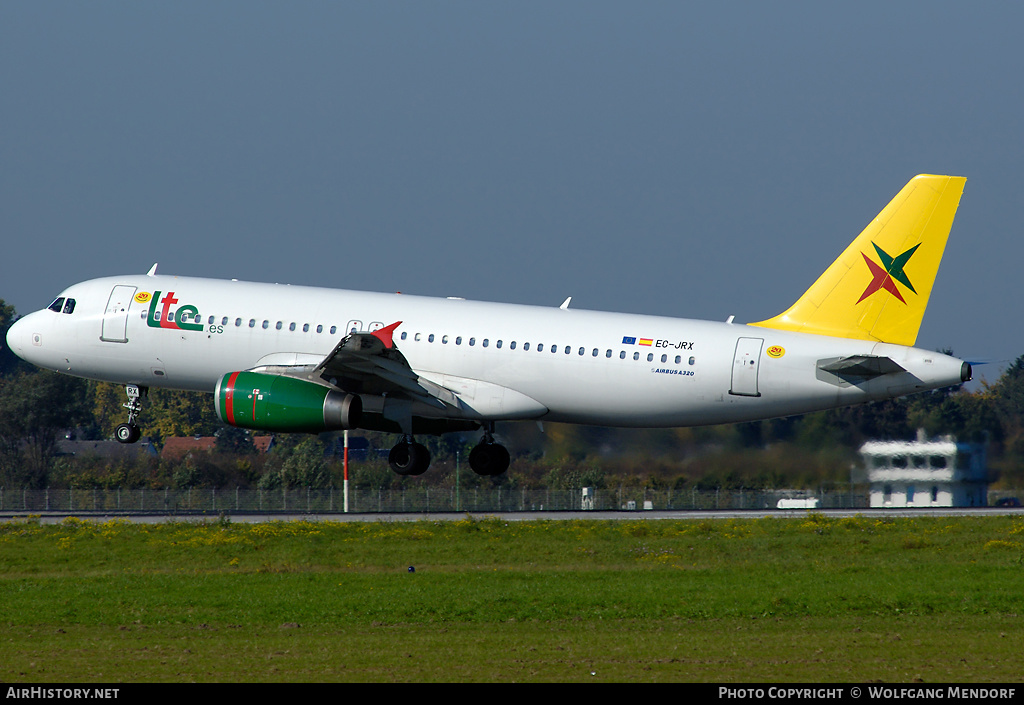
[858,430,987,508]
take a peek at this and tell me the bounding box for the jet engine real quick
[214,371,362,433]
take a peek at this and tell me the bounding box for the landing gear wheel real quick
[115,423,141,444]
[469,442,510,476]
[389,440,431,476]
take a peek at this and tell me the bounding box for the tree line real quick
[2,298,1021,491]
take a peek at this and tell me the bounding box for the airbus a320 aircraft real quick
[6,175,970,477]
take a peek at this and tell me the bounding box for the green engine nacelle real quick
[215,371,362,433]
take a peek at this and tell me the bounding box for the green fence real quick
[0,487,872,514]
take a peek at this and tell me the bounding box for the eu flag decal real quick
[622,336,637,345]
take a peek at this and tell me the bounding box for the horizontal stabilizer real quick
[818,355,905,378]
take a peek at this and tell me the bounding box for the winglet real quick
[147,263,159,277]
[372,321,402,349]
[750,174,966,346]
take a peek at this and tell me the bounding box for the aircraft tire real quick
[469,442,510,476]
[115,423,140,444]
[389,441,431,476]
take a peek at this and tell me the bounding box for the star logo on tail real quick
[857,242,920,304]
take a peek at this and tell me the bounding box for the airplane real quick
[6,174,971,477]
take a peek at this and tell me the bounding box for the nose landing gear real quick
[114,384,147,444]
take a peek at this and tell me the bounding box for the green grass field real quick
[1,514,1022,682]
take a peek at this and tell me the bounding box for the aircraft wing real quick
[310,321,459,408]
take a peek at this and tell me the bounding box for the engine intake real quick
[215,371,362,432]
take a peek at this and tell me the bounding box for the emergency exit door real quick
[730,337,763,397]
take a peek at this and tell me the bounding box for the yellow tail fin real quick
[750,174,966,346]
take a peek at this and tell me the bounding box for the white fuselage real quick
[6,274,968,429]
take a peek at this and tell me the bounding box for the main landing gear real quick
[389,436,431,476]
[114,384,147,444]
[468,424,510,477]
[386,425,511,477]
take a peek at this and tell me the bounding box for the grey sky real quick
[2,2,1020,385]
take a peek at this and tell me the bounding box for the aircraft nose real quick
[6,313,42,362]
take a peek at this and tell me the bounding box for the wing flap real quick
[310,322,460,409]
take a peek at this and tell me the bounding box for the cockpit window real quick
[48,298,65,313]
[62,298,76,314]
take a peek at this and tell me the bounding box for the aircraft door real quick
[730,337,763,397]
[100,285,137,343]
